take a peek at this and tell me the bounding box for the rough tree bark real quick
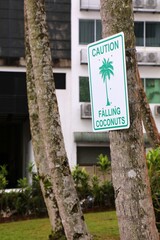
[24,3,65,239]
[24,0,91,239]
[100,0,159,239]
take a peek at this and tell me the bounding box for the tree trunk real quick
[24,3,65,239]
[24,0,91,239]
[100,0,159,239]
[136,67,160,148]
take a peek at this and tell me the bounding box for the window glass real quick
[134,22,160,47]
[146,22,160,47]
[54,73,66,89]
[0,72,28,114]
[96,20,102,41]
[79,20,94,44]
[77,146,110,165]
[145,79,160,103]
[134,22,144,46]
[79,20,102,44]
[79,77,90,102]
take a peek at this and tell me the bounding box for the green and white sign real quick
[87,32,130,132]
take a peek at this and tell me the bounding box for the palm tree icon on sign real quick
[99,58,114,106]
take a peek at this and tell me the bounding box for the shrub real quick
[72,165,91,199]
[146,147,160,230]
[101,180,115,208]
[72,164,115,211]
[0,165,8,190]
[15,174,46,217]
[91,175,114,209]
[0,191,18,217]
[97,154,111,182]
[91,175,102,207]
[0,172,47,219]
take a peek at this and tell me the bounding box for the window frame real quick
[142,78,160,104]
[79,19,102,45]
[135,21,160,47]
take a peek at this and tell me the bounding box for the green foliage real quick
[72,165,91,199]
[91,175,114,208]
[0,191,18,215]
[101,181,115,208]
[146,147,160,230]
[72,163,115,210]
[17,178,29,189]
[91,175,102,207]
[15,189,32,215]
[97,154,111,181]
[0,170,47,218]
[72,165,89,185]
[31,173,47,215]
[0,156,114,219]
[0,165,8,190]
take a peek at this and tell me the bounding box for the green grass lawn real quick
[0,211,119,240]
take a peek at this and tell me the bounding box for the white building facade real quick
[69,0,160,168]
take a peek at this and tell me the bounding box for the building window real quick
[134,22,160,47]
[79,77,90,102]
[134,22,144,46]
[143,78,160,103]
[54,73,66,89]
[0,72,28,114]
[79,19,102,44]
[77,146,110,166]
[146,23,160,47]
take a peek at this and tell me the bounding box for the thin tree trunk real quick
[100,0,159,239]
[25,0,91,239]
[136,67,160,148]
[24,3,65,239]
